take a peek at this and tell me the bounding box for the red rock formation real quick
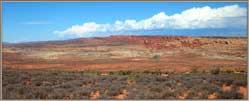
[104,35,203,49]
[9,35,232,50]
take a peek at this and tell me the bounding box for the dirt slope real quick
[3,36,247,73]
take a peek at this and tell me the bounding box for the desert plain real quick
[2,35,248,99]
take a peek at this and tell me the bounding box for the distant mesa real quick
[3,35,236,50]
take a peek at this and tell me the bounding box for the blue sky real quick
[3,2,248,43]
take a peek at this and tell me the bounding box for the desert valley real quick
[2,35,248,99]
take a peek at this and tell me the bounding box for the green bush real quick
[118,70,132,75]
[191,68,198,73]
[211,68,220,75]
[150,86,162,93]
[127,75,136,81]
[152,55,160,61]
[217,91,243,99]
[109,71,114,75]
[84,69,101,75]
[224,70,233,74]
[151,69,162,75]
[143,70,151,74]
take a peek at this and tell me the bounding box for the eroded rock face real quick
[105,36,236,50]
[106,36,203,49]
[213,40,230,45]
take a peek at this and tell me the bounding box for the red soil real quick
[2,36,247,72]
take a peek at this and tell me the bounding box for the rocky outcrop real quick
[106,36,203,49]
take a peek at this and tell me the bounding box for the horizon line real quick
[3,34,247,44]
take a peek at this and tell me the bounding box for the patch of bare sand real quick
[222,84,232,91]
[66,94,74,99]
[90,90,100,99]
[114,89,128,99]
[126,80,136,85]
[178,90,189,99]
[238,86,247,99]
[208,93,217,99]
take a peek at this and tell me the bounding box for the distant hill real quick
[3,35,242,50]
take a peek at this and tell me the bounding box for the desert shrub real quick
[79,88,92,97]
[79,70,85,74]
[14,85,34,99]
[3,69,247,99]
[34,81,42,86]
[162,71,170,74]
[50,70,61,76]
[217,91,243,99]
[201,84,220,94]
[16,86,27,95]
[118,70,132,75]
[224,79,233,86]
[136,76,151,85]
[238,70,246,73]
[51,89,73,99]
[127,75,136,81]
[4,74,24,84]
[234,81,247,87]
[232,74,247,86]
[151,69,162,75]
[152,55,160,61]
[96,72,101,76]
[224,70,233,74]
[127,91,146,99]
[143,70,151,74]
[167,71,175,74]
[186,91,198,99]
[58,82,78,89]
[142,70,164,75]
[235,68,246,73]
[84,69,101,75]
[109,71,114,75]
[150,86,163,93]
[201,70,207,73]
[146,93,164,99]
[33,89,49,99]
[155,77,167,82]
[211,68,220,75]
[160,91,177,99]
[106,85,125,97]
[191,68,199,73]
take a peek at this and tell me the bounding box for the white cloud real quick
[54,5,247,37]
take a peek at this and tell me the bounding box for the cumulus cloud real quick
[54,5,247,37]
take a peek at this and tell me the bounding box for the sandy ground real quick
[2,36,247,73]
